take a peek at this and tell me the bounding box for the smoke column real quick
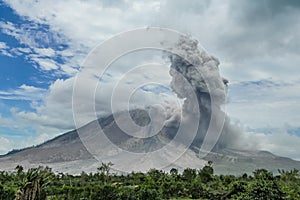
[167,36,240,151]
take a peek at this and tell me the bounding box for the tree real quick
[15,165,24,175]
[199,162,214,183]
[0,183,15,200]
[97,162,114,183]
[147,169,165,184]
[182,168,197,182]
[236,169,285,200]
[170,168,178,176]
[189,177,205,199]
[279,169,300,199]
[15,167,53,200]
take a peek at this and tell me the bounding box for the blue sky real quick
[0,0,300,160]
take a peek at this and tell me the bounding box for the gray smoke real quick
[167,36,243,151]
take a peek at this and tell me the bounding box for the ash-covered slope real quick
[0,109,300,174]
[0,130,92,163]
[0,109,206,173]
[203,148,300,175]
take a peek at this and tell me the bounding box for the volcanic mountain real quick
[0,109,299,175]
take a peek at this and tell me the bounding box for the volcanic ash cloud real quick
[167,36,246,152]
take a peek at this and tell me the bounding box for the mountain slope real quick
[0,109,299,174]
[203,148,300,175]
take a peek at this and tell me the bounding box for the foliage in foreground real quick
[0,162,300,200]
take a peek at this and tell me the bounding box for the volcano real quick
[0,109,299,175]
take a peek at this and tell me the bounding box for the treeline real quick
[0,162,300,199]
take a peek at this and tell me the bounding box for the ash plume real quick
[167,36,243,151]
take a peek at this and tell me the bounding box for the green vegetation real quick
[0,162,300,199]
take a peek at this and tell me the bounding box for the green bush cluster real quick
[0,162,300,199]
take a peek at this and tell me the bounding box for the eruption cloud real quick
[166,36,237,155]
[167,36,252,154]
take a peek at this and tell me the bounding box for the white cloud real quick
[0,20,72,73]
[0,136,13,155]
[14,78,75,130]
[0,49,14,57]
[33,47,55,57]
[0,112,61,154]
[1,0,165,75]
[239,130,300,161]
[15,51,177,129]
[19,84,43,92]
[227,80,300,128]
[0,41,8,49]
[0,21,45,48]
[0,41,14,57]
[16,47,31,54]
[31,57,58,71]
[0,84,46,101]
